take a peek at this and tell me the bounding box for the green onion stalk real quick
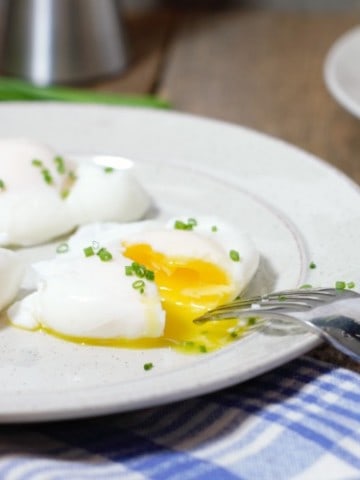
[0,77,171,109]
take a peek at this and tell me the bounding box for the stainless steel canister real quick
[1,0,129,85]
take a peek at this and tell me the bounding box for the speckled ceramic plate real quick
[0,103,359,423]
[324,26,360,118]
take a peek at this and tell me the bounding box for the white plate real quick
[0,102,360,423]
[324,26,360,118]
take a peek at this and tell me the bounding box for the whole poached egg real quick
[8,217,259,352]
[0,138,150,246]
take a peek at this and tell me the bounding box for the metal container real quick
[1,0,129,85]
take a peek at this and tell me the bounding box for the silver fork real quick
[194,288,360,362]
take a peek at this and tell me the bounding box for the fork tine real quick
[217,289,337,312]
[194,288,360,325]
[210,296,262,312]
[194,308,254,324]
[268,288,336,297]
[194,304,287,324]
[257,300,313,310]
[265,288,358,307]
[195,293,323,324]
[265,288,336,300]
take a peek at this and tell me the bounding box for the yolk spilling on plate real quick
[122,243,239,352]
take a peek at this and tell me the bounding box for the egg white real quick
[0,138,75,246]
[66,163,151,225]
[0,248,24,311]
[8,253,165,339]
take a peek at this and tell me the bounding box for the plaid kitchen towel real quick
[0,356,359,480]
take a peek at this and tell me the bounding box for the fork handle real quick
[309,316,360,361]
[296,298,360,362]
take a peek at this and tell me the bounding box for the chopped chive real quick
[174,218,196,230]
[309,261,317,269]
[145,270,155,281]
[229,249,240,262]
[347,281,355,289]
[54,155,66,174]
[278,295,287,301]
[144,362,153,371]
[60,189,69,199]
[32,159,42,167]
[41,168,53,185]
[97,248,112,262]
[230,331,238,338]
[84,246,95,257]
[183,340,195,347]
[199,345,207,353]
[335,280,346,290]
[174,220,187,230]
[126,262,154,281]
[104,167,114,173]
[211,225,218,232]
[132,263,146,278]
[300,284,312,289]
[56,242,69,254]
[247,317,257,326]
[0,179,5,191]
[125,265,133,276]
[132,279,145,292]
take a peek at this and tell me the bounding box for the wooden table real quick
[96,6,360,370]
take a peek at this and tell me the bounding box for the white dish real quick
[324,26,360,118]
[0,102,360,423]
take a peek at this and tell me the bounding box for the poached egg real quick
[0,138,151,246]
[8,216,259,352]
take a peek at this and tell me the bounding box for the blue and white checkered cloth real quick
[1,356,360,480]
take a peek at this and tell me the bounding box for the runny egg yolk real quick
[123,243,239,351]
